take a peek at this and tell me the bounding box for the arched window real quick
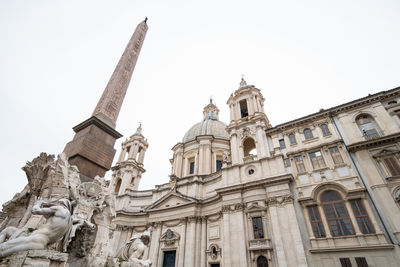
[257,256,268,267]
[239,99,249,118]
[356,114,381,140]
[303,128,313,140]
[289,133,296,144]
[320,124,331,136]
[114,179,122,194]
[243,138,256,156]
[321,191,354,236]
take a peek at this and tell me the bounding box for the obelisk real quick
[64,18,148,180]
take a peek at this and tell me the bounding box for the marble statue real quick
[118,231,152,267]
[0,198,72,257]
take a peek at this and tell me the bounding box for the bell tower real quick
[226,78,271,165]
[110,124,148,195]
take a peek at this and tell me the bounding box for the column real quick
[184,217,196,266]
[177,219,187,267]
[230,210,248,266]
[229,104,235,121]
[200,217,207,267]
[212,152,217,172]
[195,217,202,267]
[230,133,239,165]
[138,149,145,163]
[128,143,139,159]
[269,206,288,267]
[118,147,127,162]
[256,125,267,158]
[221,211,231,266]
[195,154,199,175]
[235,103,241,119]
[205,143,212,174]
[247,98,254,115]
[149,223,162,265]
[198,145,204,174]
[183,158,189,177]
[176,152,183,177]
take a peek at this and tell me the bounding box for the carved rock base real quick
[0,250,69,267]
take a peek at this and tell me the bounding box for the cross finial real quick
[239,74,247,88]
[210,96,213,104]
[144,17,148,23]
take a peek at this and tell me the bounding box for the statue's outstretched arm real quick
[31,200,57,216]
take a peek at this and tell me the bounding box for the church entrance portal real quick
[162,250,176,267]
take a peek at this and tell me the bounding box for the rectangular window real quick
[363,129,379,140]
[350,199,375,234]
[163,250,176,267]
[279,139,286,149]
[355,257,368,267]
[340,258,352,267]
[283,158,291,167]
[382,156,400,176]
[321,124,331,136]
[309,151,326,169]
[252,217,264,239]
[304,128,313,140]
[294,156,306,173]
[329,147,344,165]
[216,160,223,171]
[307,206,326,238]
[289,133,297,144]
[189,161,195,174]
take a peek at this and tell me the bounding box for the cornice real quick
[347,132,400,152]
[266,86,400,134]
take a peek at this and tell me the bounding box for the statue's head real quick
[140,231,151,245]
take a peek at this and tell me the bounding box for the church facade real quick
[1,18,400,267]
[107,80,400,267]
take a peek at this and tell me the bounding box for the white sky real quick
[0,1,399,206]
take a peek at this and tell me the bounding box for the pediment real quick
[373,148,400,158]
[246,202,264,211]
[146,191,198,211]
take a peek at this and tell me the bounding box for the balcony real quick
[248,238,273,251]
[243,155,257,163]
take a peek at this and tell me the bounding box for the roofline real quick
[266,86,400,133]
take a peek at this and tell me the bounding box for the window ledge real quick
[302,137,319,144]
[386,175,400,181]
[312,167,329,172]
[333,163,347,168]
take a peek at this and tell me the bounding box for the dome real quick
[182,99,229,143]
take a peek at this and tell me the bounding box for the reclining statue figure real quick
[0,198,72,257]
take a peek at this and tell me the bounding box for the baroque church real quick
[1,18,400,267]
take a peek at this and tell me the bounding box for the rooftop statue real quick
[0,198,72,257]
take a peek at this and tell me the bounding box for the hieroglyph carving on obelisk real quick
[93,19,148,126]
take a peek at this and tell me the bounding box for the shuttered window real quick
[383,156,400,176]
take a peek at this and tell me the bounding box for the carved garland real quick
[221,203,246,213]
[265,194,294,207]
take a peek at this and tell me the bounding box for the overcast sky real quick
[0,1,399,206]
